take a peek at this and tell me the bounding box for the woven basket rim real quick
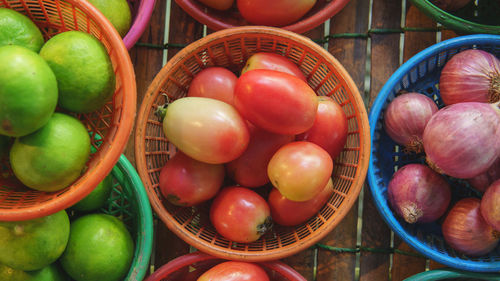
[135,26,370,261]
[123,0,156,49]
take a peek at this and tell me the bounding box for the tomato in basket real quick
[197,261,270,281]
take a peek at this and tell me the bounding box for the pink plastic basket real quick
[124,0,155,49]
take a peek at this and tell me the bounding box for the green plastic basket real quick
[404,268,500,280]
[410,0,500,35]
[100,154,154,281]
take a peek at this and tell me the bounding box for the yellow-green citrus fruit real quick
[0,8,44,52]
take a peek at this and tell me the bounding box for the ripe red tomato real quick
[267,141,333,202]
[226,123,294,187]
[162,97,249,164]
[234,69,318,135]
[296,96,348,160]
[210,186,272,243]
[159,151,225,207]
[268,178,333,226]
[197,261,270,281]
[187,67,237,106]
[241,52,306,81]
[236,0,317,26]
[198,0,234,10]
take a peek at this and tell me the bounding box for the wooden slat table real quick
[125,0,460,279]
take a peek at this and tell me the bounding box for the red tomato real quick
[226,124,294,187]
[163,97,249,164]
[234,69,318,135]
[241,52,306,81]
[210,186,272,243]
[268,178,333,226]
[159,151,225,207]
[198,0,234,10]
[267,141,333,202]
[296,96,348,160]
[237,0,316,26]
[187,67,237,106]
[197,261,270,281]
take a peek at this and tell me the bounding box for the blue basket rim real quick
[367,34,500,272]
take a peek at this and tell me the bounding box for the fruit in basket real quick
[234,69,318,135]
[468,158,500,193]
[241,52,307,81]
[0,8,44,52]
[187,67,237,106]
[210,186,272,243]
[71,174,113,212]
[236,0,317,27]
[432,0,471,11]
[0,45,58,137]
[268,141,333,202]
[226,123,294,187]
[10,112,91,192]
[60,213,134,281]
[197,261,270,281]
[387,164,451,224]
[39,31,115,113]
[297,96,349,159]
[161,97,249,164]
[422,102,500,179]
[197,0,235,10]
[442,198,500,256]
[480,179,500,231]
[269,178,333,226]
[0,210,70,271]
[382,92,438,153]
[439,49,500,105]
[0,262,69,281]
[159,151,225,206]
[85,0,132,37]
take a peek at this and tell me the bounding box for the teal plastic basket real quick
[405,268,500,280]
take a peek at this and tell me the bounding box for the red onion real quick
[442,198,500,256]
[388,163,451,224]
[439,49,500,105]
[423,102,500,179]
[480,179,500,231]
[384,93,438,153]
[432,0,471,11]
[468,158,500,193]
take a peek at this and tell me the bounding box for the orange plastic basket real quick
[175,0,351,34]
[0,0,136,221]
[135,26,370,261]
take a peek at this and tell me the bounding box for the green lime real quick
[0,210,70,271]
[71,174,113,212]
[60,214,134,281]
[86,0,132,37]
[0,8,44,52]
[39,31,115,113]
[0,45,58,137]
[0,262,69,281]
[10,113,91,192]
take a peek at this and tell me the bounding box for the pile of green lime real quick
[0,8,117,192]
[0,175,134,281]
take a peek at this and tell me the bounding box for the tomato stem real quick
[257,216,273,235]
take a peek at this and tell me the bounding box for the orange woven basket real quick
[175,0,351,34]
[135,26,370,261]
[0,0,136,221]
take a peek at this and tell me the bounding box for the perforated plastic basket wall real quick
[368,34,500,272]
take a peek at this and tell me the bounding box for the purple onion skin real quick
[439,49,500,105]
[481,179,500,232]
[387,163,451,224]
[468,158,500,193]
[432,0,471,11]
[384,93,438,153]
[423,102,500,179]
[442,198,500,256]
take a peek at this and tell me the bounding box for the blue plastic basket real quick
[368,34,500,272]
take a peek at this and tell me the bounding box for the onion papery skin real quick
[423,102,500,179]
[481,179,500,231]
[442,198,500,256]
[468,158,500,193]
[431,0,471,11]
[384,93,438,153]
[439,49,500,105]
[387,163,451,224]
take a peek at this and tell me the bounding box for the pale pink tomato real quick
[187,67,237,106]
[241,52,306,81]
